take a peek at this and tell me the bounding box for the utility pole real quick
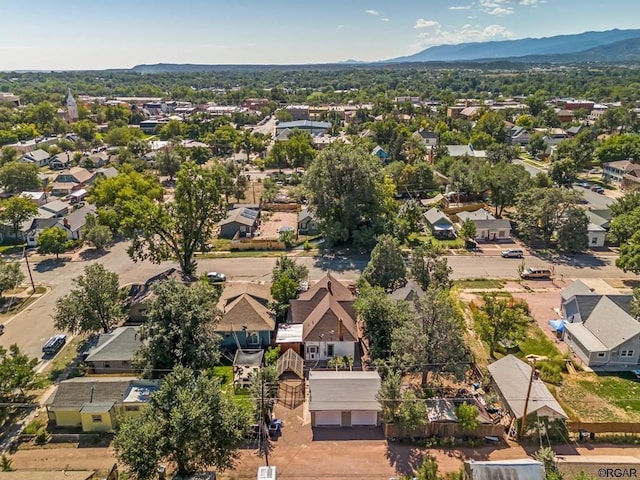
[23,247,35,292]
[520,358,537,439]
[261,370,269,467]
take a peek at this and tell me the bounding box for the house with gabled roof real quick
[457,209,511,242]
[560,282,640,369]
[84,326,143,374]
[45,377,159,432]
[21,148,51,167]
[289,274,358,362]
[423,208,456,239]
[218,207,259,239]
[216,283,275,351]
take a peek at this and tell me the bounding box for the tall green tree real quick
[459,218,477,241]
[355,286,411,360]
[82,214,113,250]
[113,366,250,479]
[478,162,530,217]
[514,187,582,246]
[391,288,470,388]
[36,227,67,259]
[0,259,24,300]
[0,162,40,194]
[410,244,452,291]
[271,255,309,284]
[52,264,125,335]
[0,345,38,397]
[304,143,388,244]
[155,149,181,181]
[556,208,589,253]
[0,195,38,242]
[474,293,529,357]
[616,231,640,274]
[129,161,225,275]
[549,158,578,187]
[361,234,406,290]
[134,280,221,378]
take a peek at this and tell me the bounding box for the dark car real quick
[591,186,605,194]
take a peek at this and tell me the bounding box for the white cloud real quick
[414,18,440,29]
[449,5,472,10]
[365,9,379,16]
[413,23,515,48]
[382,18,391,22]
[487,6,514,15]
[337,24,345,28]
[519,0,538,5]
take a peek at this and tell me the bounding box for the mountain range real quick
[130,29,640,73]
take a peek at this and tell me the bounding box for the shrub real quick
[538,360,563,385]
[35,428,48,445]
[303,240,311,251]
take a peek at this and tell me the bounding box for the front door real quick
[306,345,317,361]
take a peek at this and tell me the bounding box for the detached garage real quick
[309,370,381,427]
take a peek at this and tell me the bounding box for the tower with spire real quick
[66,89,78,122]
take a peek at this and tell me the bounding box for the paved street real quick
[0,241,633,365]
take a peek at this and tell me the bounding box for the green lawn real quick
[0,244,25,255]
[211,365,254,411]
[517,324,563,360]
[577,372,640,413]
[455,278,504,290]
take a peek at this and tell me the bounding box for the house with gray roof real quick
[487,355,567,421]
[21,148,51,167]
[457,209,511,242]
[218,207,259,239]
[560,282,640,369]
[308,370,381,427]
[423,208,456,239]
[297,208,318,235]
[55,204,97,241]
[45,377,159,432]
[389,279,425,303]
[84,326,143,374]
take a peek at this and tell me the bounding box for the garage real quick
[351,411,378,426]
[315,411,342,426]
[308,371,382,428]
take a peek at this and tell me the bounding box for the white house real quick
[587,223,606,248]
[457,209,511,242]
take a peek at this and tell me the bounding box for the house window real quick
[591,236,598,244]
[247,332,259,345]
[91,415,103,423]
[621,350,634,357]
[103,362,110,369]
[124,405,140,412]
[597,352,605,358]
[498,231,506,238]
[240,226,246,233]
[327,344,334,357]
[307,345,317,353]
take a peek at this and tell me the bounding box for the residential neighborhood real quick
[3,31,640,480]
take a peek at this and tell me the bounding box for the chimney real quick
[327,279,332,295]
[338,318,343,341]
[63,218,70,228]
[89,385,95,403]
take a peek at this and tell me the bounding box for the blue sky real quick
[1,0,639,70]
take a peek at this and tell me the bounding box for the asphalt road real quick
[0,242,631,364]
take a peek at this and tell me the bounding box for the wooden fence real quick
[230,238,285,250]
[568,421,640,434]
[384,422,504,439]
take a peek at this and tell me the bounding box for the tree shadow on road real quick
[34,259,69,273]
[531,251,609,269]
[78,249,108,261]
[312,251,368,274]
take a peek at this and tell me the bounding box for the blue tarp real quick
[548,319,568,332]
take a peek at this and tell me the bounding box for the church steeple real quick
[66,89,78,122]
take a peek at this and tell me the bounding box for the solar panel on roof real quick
[240,209,258,219]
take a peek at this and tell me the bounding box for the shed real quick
[487,355,567,420]
[233,349,264,388]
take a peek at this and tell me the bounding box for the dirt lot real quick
[259,212,298,240]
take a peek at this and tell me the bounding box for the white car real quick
[206,272,227,283]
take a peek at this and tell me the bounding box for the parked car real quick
[206,272,227,283]
[0,324,4,335]
[520,267,552,279]
[42,334,66,356]
[501,249,524,258]
[576,181,590,188]
[591,186,605,194]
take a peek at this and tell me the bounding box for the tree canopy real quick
[134,280,221,378]
[113,366,250,479]
[361,234,406,290]
[128,161,225,275]
[52,264,125,335]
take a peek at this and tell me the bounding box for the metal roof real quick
[308,370,381,412]
[487,355,567,420]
